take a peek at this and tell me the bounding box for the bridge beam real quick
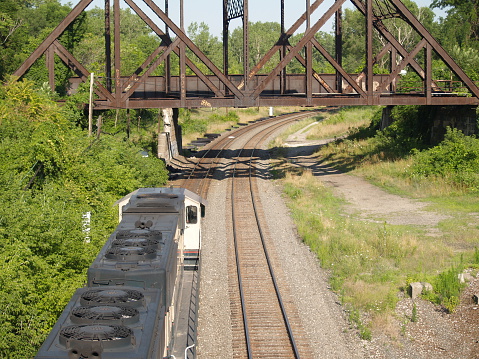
[12,0,479,108]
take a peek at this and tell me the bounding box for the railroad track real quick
[177,110,320,358]
[227,115,315,359]
[179,111,317,198]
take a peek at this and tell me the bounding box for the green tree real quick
[186,22,222,75]
[431,0,479,45]
[0,0,27,79]
[342,0,437,73]
[73,7,162,77]
[3,0,87,93]
[229,21,282,74]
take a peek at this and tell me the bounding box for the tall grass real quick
[280,169,468,337]
[274,105,479,337]
[306,106,378,140]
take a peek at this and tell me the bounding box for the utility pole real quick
[88,72,94,137]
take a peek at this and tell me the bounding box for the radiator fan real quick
[59,325,133,349]
[80,289,145,307]
[112,237,160,249]
[116,229,161,241]
[71,306,139,325]
[105,246,157,261]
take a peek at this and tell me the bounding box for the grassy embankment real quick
[270,106,479,340]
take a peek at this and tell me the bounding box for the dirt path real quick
[284,124,449,233]
[281,124,479,359]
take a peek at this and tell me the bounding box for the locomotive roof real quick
[115,187,207,214]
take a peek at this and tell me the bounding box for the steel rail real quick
[229,111,318,358]
[180,111,318,197]
[231,150,253,359]
[247,124,302,359]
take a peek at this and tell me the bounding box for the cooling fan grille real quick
[105,246,157,261]
[80,289,145,307]
[116,229,161,240]
[112,237,160,248]
[71,306,139,325]
[59,325,133,349]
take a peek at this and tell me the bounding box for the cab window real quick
[186,205,198,224]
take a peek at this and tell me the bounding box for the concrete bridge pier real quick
[380,106,395,130]
[381,105,478,144]
[157,108,182,163]
[430,105,478,144]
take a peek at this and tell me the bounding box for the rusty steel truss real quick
[13,0,479,109]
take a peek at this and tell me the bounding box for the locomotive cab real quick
[115,187,206,270]
[184,197,205,270]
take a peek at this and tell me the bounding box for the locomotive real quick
[35,187,206,359]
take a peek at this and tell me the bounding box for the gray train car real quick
[35,188,206,359]
[35,286,166,359]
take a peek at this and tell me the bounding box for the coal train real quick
[35,187,206,359]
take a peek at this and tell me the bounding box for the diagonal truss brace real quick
[252,0,347,98]
[13,0,94,79]
[13,0,237,105]
[389,0,479,99]
[143,0,244,99]
[12,0,479,108]
[124,0,223,98]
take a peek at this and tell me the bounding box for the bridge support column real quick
[157,108,182,163]
[380,105,394,130]
[381,105,478,144]
[430,105,478,144]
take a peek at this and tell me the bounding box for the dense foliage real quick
[0,79,168,358]
[369,106,479,192]
[411,128,479,191]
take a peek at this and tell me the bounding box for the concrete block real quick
[463,272,475,282]
[410,282,423,299]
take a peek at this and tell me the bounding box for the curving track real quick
[176,111,319,358]
[178,112,316,198]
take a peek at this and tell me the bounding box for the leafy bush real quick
[179,109,208,135]
[371,105,435,156]
[0,79,168,358]
[208,111,239,123]
[411,128,479,191]
[424,265,466,313]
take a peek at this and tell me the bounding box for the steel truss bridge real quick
[14,0,479,109]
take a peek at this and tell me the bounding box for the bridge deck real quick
[69,74,477,109]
